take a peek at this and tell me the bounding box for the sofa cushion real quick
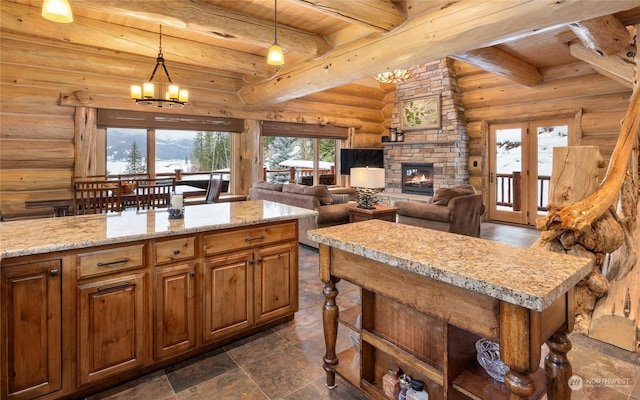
[432,184,476,206]
[395,201,451,222]
[282,184,333,205]
[317,203,350,226]
[254,181,283,191]
[331,193,349,204]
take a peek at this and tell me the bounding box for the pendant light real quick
[130,25,188,108]
[267,0,284,65]
[373,69,413,84]
[41,0,73,23]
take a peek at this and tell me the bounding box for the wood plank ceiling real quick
[4,0,640,107]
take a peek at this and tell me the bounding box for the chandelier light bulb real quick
[42,0,73,23]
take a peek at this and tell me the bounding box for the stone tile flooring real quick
[86,223,640,400]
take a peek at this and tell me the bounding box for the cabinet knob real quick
[189,271,195,277]
[173,249,181,255]
[50,269,59,276]
[248,259,254,265]
[257,257,263,263]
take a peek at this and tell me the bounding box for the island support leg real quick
[500,302,539,400]
[545,331,573,400]
[322,277,340,389]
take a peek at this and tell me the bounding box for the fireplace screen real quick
[402,163,434,195]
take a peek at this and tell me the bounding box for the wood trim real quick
[261,121,348,139]
[97,109,244,132]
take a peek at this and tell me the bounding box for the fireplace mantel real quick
[382,140,463,146]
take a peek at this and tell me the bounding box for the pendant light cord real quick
[274,0,278,44]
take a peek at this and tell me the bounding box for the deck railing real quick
[262,166,335,184]
[496,172,551,211]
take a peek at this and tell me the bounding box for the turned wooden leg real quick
[545,331,573,400]
[500,302,538,400]
[322,277,340,389]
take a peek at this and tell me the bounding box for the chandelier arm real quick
[160,60,174,84]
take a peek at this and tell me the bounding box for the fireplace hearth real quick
[402,163,434,195]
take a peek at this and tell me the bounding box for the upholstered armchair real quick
[395,184,485,237]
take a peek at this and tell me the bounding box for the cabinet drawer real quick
[154,236,196,265]
[204,222,296,256]
[77,244,145,278]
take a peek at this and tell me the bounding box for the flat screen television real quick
[339,149,384,175]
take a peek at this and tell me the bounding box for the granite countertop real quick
[1,200,317,259]
[308,220,593,311]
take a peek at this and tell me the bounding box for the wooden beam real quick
[451,47,542,87]
[569,42,634,88]
[568,15,631,56]
[290,0,406,31]
[240,0,640,105]
[0,1,275,78]
[71,0,331,57]
[59,91,364,129]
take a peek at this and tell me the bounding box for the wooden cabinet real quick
[254,242,297,324]
[153,262,196,360]
[1,260,62,400]
[203,251,254,342]
[76,244,147,386]
[153,237,197,360]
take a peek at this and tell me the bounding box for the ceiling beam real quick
[240,0,640,105]
[70,0,332,57]
[568,15,631,56]
[451,47,542,87]
[1,1,275,78]
[569,42,634,88]
[290,0,406,31]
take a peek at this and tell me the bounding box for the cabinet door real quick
[77,273,145,386]
[154,263,196,360]
[255,242,298,324]
[203,252,253,342]
[1,260,62,400]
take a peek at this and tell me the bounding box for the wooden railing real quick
[496,172,551,211]
[262,166,335,184]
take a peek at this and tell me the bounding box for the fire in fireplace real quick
[402,163,434,195]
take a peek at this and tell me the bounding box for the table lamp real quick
[350,167,385,209]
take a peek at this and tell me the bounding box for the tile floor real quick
[87,222,640,400]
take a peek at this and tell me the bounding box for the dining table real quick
[25,184,205,217]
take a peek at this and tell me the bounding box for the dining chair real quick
[205,173,224,204]
[136,181,173,210]
[73,179,122,215]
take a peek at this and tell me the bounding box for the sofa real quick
[247,182,351,247]
[395,184,485,237]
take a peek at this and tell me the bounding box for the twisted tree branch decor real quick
[537,89,640,233]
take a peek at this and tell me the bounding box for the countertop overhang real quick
[1,200,317,259]
[308,220,593,311]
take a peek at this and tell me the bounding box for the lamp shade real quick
[42,0,73,23]
[350,167,385,189]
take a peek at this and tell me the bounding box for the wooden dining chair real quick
[73,179,122,215]
[136,180,173,210]
[205,173,224,204]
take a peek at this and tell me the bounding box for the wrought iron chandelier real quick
[130,25,188,108]
[373,69,413,84]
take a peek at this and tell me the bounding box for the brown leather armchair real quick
[395,184,485,237]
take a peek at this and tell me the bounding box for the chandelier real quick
[130,25,188,108]
[373,69,413,84]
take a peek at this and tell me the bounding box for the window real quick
[262,137,337,185]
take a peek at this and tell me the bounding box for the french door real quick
[488,119,570,226]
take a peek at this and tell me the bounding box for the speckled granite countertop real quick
[308,220,593,311]
[1,200,317,259]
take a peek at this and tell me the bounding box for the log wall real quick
[0,31,387,220]
[456,60,630,192]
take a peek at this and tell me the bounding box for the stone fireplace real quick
[380,58,469,204]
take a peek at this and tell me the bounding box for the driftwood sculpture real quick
[535,89,640,348]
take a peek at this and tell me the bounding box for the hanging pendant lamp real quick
[42,0,73,23]
[267,0,285,65]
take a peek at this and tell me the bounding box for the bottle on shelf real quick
[382,365,401,399]
[406,379,428,400]
[398,373,412,400]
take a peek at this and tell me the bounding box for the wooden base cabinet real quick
[255,242,297,324]
[77,272,146,386]
[1,260,62,400]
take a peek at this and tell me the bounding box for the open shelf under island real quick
[308,220,593,400]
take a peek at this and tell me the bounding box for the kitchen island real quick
[0,201,317,400]
[308,220,593,400]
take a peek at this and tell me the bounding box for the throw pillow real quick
[254,181,283,191]
[331,194,349,204]
[432,184,476,206]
